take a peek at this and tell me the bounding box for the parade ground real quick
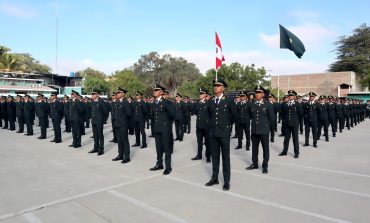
[1,119,370,223]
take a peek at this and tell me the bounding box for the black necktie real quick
[216,98,219,105]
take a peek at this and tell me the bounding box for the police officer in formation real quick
[63,95,71,133]
[69,90,84,148]
[235,91,251,150]
[36,94,50,140]
[1,96,8,129]
[50,92,63,143]
[88,89,109,155]
[303,92,318,148]
[174,93,187,141]
[132,91,148,148]
[6,95,16,131]
[192,88,211,162]
[15,95,25,133]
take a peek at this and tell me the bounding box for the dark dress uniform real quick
[236,100,251,150]
[0,100,8,129]
[69,98,84,147]
[280,95,302,158]
[317,102,330,141]
[112,97,132,162]
[327,101,337,137]
[16,99,25,133]
[79,102,87,135]
[90,97,109,154]
[7,99,16,131]
[303,100,319,147]
[63,99,71,132]
[174,99,186,141]
[184,101,192,133]
[247,95,275,173]
[133,99,148,148]
[150,96,175,171]
[37,100,50,139]
[110,99,118,143]
[336,102,345,133]
[24,99,35,135]
[50,98,64,143]
[207,92,237,189]
[193,98,211,161]
[343,102,351,130]
[85,101,92,128]
[297,101,304,134]
[128,100,135,135]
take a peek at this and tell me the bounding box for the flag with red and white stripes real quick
[215,32,225,71]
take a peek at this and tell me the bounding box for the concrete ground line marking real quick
[231,169,370,199]
[108,190,189,223]
[0,162,203,221]
[166,176,352,223]
[22,213,43,223]
[231,154,370,179]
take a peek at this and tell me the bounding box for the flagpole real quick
[216,69,218,80]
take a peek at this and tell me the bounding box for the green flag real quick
[279,24,306,58]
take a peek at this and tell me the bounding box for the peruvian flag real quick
[215,32,225,71]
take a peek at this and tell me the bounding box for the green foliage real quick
[108,69,147,97]
[83,77,110,95]
[78,67,106,79]
[269,88,285,100]
[177,80,199,99]
[329,23,370,82]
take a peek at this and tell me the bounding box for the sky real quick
[1,0,369,76]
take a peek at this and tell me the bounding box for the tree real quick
[270,88,285,100]
[329,23,370,82]
[0,53,17,71]
[133,51,164,87]
[13,53,51,73]
[177,80,199,99]
[108,69,147,97]
[83,77,110,95]
[78,67,106,79]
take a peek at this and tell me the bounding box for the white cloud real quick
[0,3,38,18]
[160,50,328,76]
[47,58,135,76]
[259,22,337,49]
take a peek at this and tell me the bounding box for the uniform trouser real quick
[154,131,171,169]
[111,119,117,141]
[299,118,304,133]
[85,119,90,128]
[79,119,85,134]
[129,119,135,135]
[71,120,81,146]
[317,119,329,140]
[350,115,354,127]
[238,122,250,148]
[25,120,33,134]
[169,121,174,153]
[39,117,47,138]
[65,117,71,132]
[251,133,269,168]
[345,116,350,129]
[328,117,337,135]
[134,120,146,145]
[304,120,317,146]
[1,117,8,128]
[150,119,154,136]
[210,136,230,185]
[185,115,191,133]
[338,116,345,131]
[146,118,150,129]
[281,120,286,135]
[9,120,15,130]
[235,122,241,138]
[116,127,130,159]
[52,119,62,142]
[196,127,210,158]
[92,123,104,152]
[175,119,184,139]
[0,117,2,127]
[282,125,299,155]
[270,124,275,141]
[17,116,24,132]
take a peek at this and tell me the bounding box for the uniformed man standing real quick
[279,90,302,158]
[303,92,318,148]
[23,95,35,136]
[279,95,289,137]
[184,96,192,134]
[132,91,148,148]
[63,95,71,132]
[36,94,50,140]
[69,90,84,148]
[343,98,351,130]
[112,87,132,163]
[268,94,277,143]
[50,92,64,143]
[246,86,274,174]
[149,84,175,175]
[0,96,8,129]
[15,95,25,133]
[236,91,251,150]
[174,93,186,141]
[192,88,211,162]
[327,96,337,137]
[317,95,330,142]
[88,89,109,155]
[162,90,175,154]
[84,97,92,129]
[109,92,118,143]
[336,98,345,133]
[205,78,237,191]
[6,96,16,131]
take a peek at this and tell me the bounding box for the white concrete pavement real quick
[0,118,370,223]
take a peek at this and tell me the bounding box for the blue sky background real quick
[1,0,369,76]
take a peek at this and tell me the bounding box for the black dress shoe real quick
[174,138,179,141]
[246,164,259,170]
[325,139,329,142]
[279,152,287,156]
[294,154,299,158]
[270,139,274,143]
[121,158,131,163]
[140,145,147,149]
[205,179,219,186]
[89,136,93,138]
[246,147,250,151]
[206,157,211,163]
[303,143,309,147]
[262,168,268,174]
[89,149,98,153]
[112,157,123,161]
[74,145,81,148]
[97,151,104,156]
[313,144,317,148]
[132,143,140,147]
[163,169,172,175]
[234,146,242,150]
[150,165,164,171]
[149,135,154,138]
[55,141,62,143]
[50,140,56,142]
[109,139,115,142]
[223,184,230,191]
[232,136,238,138]
[191,155,202,160]
[68,144,75,147]
[38,137,46,139]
